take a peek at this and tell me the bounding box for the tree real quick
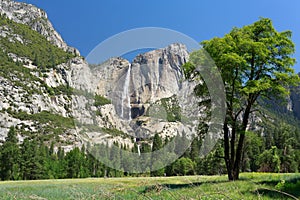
[190,137,200,162]
[151,133,164,176]
[195,142,226,175]
[152,133,163,152]
[110,142,121,177]
[241,131,263,172]
[172,157,195,176]
[20,139,47,180]
[0,126,20,180]
[188,18,299,180]
[258,146,281,172]
[56,146,67,178]
[64,147,86,178]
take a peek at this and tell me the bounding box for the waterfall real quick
[137,144,141,156]
[121,64,131,120]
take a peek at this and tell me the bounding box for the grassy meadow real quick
[0,173,299,199]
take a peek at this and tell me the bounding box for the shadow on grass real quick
[255,188,299,200]
[257,177,300,186]
[141,179,229,194]
[141,176,300,199]
[256,177,300,199]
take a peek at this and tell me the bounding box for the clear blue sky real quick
[17,0,300,72]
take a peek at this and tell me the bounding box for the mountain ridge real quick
[0,0,79,55]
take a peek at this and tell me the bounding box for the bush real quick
[160,96,181,122]
[94,95,111,106]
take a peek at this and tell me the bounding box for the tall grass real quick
[0,173,299,199]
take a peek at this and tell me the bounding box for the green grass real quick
[0,173,299,199]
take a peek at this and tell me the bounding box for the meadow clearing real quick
[0,173,299,199]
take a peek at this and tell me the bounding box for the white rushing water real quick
[121,64,131,120]
[137,144,141,156]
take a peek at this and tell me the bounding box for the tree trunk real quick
[223,120,234,180]
[232,105,251,180]
[224,105,251,181]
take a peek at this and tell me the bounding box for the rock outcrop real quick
[94,43,189,118]
[290,73,300,120]
[0,0,79,55]
[73,43,196,146]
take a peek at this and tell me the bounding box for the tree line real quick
[1,123,299,181]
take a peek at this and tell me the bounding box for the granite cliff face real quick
[0,0,196,149]
[290,73,300,120]
[130,44,188,104]
[94,43,189,118]
[0,0,84,149]
[74,43,195,147]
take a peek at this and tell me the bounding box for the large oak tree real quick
[191,18,300,180]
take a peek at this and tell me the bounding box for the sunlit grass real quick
[0,173,299,199]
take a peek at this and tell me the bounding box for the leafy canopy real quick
[201,18,299,107]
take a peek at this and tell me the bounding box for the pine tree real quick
[151,133,164,176]
[20,139,46,180]
[79,145,89,178]
[65,147,83,178]
[56,147,66,178]
[110,142,121,176]
[0,126,20,180]
[190,137,200,161]
[152,133,162,151]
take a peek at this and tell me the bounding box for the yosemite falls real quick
[121,64,132,120]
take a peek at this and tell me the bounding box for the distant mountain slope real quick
[0,0,78,54]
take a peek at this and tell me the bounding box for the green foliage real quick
[181,62,196,79]
[276,178,300,197]
[101,128,126,137]
[189,137,200,161]
[6,110,74,140]
[198,17,300,180]
[0,127,20,180]
[10,110,74,129]
[172,157,195,176]
[64,147,89,178]
[150,133,164,176]
[258,146,281,173]
[52,85,74,96]
[196,142,226,175]
[94,94,111,106]
[0,50,44,95]
[1,15,300,187]
[201,18,300,112]
[255,109,300,173]
[20,139,47,180]
[152,133,163,152]
[160,96,181,122]
[0,15,74,69]
[0,15,75,99]
[110,142,121,175]
[241,131,264,172]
